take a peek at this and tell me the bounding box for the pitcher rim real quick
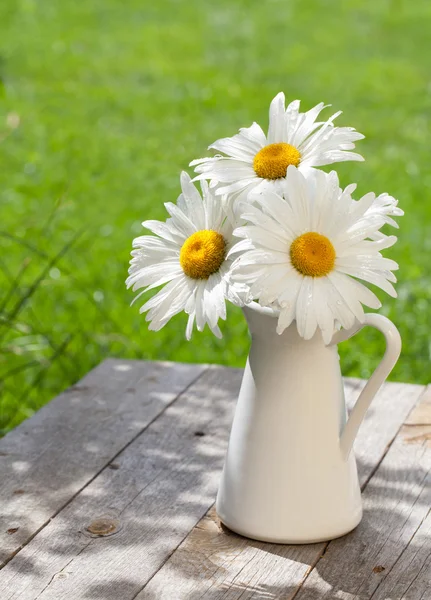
[243,301,279,319]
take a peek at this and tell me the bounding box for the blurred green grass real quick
[1,0,430,432]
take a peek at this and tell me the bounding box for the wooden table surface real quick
[0,359,430,600]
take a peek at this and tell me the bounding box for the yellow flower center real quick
[179,230,226,279]
[253,142,301,180]
[290,232,336,277]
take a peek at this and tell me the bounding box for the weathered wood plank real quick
[0,359,205,567]
[136,380,424,600]
[404,387,431,426]
[293,385,431,600]
[0,366,243,600]
[370,509,431,600]
[348,379,424,487]
[137,506,320,600]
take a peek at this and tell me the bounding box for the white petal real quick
[277,271,303,310]
[215,177,259,197]
[210,126,263,159]
[318,276,357,331]
[236,226,288,253]
[327,271,365,323]
[276,305,295,334]
[296,277,318,340]
[203,272,226,327]
[127,262,182,291]
[239,122,267,146]
[179,171,206,230]
[210,323,223,339]
[251,189,299,238]
[337,255,399,273]
[290,102,327,148]
[195,281,206,331]
[336,265,397,297]
[252,265,291,305]
[203,185,224,230]
[186,312,195,340]
[267,92,286,143]
[142,219,184,243]
[312,278,335,343]
[227,238,255,258]
[284,165,313,230]
[330,271,381,309]
[275,274,303,334]
[193,158,256,182]
[164,202,198,237]
[145,277,191,329]
[232,249,288,267]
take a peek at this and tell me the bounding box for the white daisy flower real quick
[230,166,399,344]
[126,172,250,340]
[190,92,364,204]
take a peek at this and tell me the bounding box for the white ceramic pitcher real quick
[216,303,401,544]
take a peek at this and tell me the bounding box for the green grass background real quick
[1,0,430,432]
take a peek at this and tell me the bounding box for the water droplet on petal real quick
[336,301,342,306]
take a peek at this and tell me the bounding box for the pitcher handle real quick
[329,314,402,461]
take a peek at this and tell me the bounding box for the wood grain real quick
[137,379,425,600]
[0,366,242,600]
[0,359,205,567]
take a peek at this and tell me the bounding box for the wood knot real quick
[373,565,385,573]
[85,516,120,537]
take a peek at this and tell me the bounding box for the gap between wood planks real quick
[0,365,209,572]
[289,384,431,600]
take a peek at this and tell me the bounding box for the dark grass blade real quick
[0,230,83,344]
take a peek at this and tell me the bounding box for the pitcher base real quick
[217,512,363,545]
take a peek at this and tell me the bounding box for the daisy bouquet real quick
[127,93,402,343]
